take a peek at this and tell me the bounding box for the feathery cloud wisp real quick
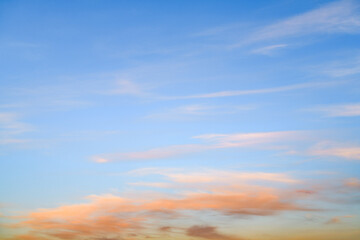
[311,103,360,117]
[0,112,33,145]
[309,141,360,160]
[105,79,148,96]
[92,131,306,162]
[245,0,360,44]
[129,168,299,185]
[251,44,288,55]
[166,81,342,99]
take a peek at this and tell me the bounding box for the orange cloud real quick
[325,215,355,224]
[142,191,309,216]
[9,190,309,240]
[6,170,336,240]
[344,178,360,188]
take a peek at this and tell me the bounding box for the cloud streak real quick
[311,103,360,117]
[129,168,299,187]
[251,44,288,55]
[92,131,306,162]
[309,141,360,160]
[0,112,33,145]
[145,104,255,120]
[325,215,355,224]
[243,0,360,45]
[165,81,342,100]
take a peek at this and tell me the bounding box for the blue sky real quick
[1,1,360,240]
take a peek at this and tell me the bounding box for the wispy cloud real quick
[104,79,148,96]
[310,103,360,117]
[251,44,288,55]
[325,215,355,224]
[243,0,360,45]
[309,141,360,160]
[0,83,93,113]
[145,104,255,120]
[165,81,342,100]
[92,131,306,162]
[146,104,216,119]
[344,177,360,188]
[129,168,299,185]
[0,112,33,145]
[92,144,211,163]
[323,56,360,77]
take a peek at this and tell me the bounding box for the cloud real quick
[14,191,296,239]
[312,147,360,160]
[344,178,360,188]
[310,103,360,117]
[0,113,32,134]
[194,131,306,147]
[6,234,50,240]
[145,104,255,120]
[145,104,217,119]
[325,215,355,224]
[243,0,360,44]
[186,225,243,240]
[309,141,360,160]
[0,112,33,145]
[10,195,142,240]
[9,167,360,240]
[103,79,156,99]
[92,144,211,163]
[92,130,307,162]
[130,168,299,185]
[166,81,342,99]
[323,56,360,77]
[7,169,319,240]
[251,44,288,55]
[159,226,172,232]
[105,79,145,96]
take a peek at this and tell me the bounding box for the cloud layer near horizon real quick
[4,169,359,240]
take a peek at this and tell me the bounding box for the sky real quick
[0,0,360,239]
